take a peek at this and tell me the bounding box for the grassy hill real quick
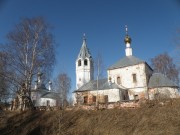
[1,99,180,135]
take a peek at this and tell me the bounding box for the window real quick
[78,60,81,66]
[105,95,108,103]
[132,74,137,83]
[117,77,121,85]
[47,100,50,106]
[84,96,88,104]
[134,95,139,101]
[93,96,96,102]
[84,59,88,66]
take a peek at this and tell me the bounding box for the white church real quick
[31,72,60,107]
[73,26,179,106]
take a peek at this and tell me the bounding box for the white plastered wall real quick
[107,63,150,99]
[39,98,56,106]
[73,89,121,105]
[149,87,179,100]
[76,58,93,89]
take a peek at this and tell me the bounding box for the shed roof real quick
[108,56,144,70]
[148,73,178,88]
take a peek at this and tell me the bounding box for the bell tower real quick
[76,34,94,89]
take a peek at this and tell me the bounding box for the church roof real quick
[31,88,60,99]
[75,79,124,92]
[77,36,92,60]
[37,83,47,90]
[41,92,60,99]
[31,88,47,93]
[30,83,49,92]
[108,56,144,70]
[148,73,178,88]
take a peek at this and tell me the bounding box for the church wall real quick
[108,63,148,88]
[76,58,93,89]
[148,87,179,100]
[89,89,121,103]
[31,91,57,107]
[107,63,149,100]
[39,98,57,106]
[72,89,121,105]
[128,87,148,100]
[76,70,91,88]
[31,92,41,106]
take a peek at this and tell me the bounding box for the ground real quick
[1,99,180,135]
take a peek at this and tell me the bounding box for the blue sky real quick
[0,0,180,93]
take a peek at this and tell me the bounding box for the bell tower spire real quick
[76,34,94,89]
[124,25,132,56]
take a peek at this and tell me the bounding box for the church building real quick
[31,72,60,107]
[73,27,179,106]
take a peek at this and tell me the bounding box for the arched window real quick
[117,77,121,85]
[78,59,81,66]
[84,59,88,66]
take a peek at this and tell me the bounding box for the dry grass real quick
[1,99,180,135]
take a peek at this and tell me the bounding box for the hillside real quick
[1,99,180,135]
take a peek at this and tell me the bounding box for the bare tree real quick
[0,52,10,102]
[94,53,105,79]
[54,73,71,108]
[151,52,179,84]
[174,28,180,67]
[0,17,55,106]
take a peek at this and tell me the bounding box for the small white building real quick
[31,72,60,107]
[148,73,179,99]
[73,27,179,106]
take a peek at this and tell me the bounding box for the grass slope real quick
[1,99,180,135]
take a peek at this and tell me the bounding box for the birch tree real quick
[0,17,55,100]
[54,73,71,107]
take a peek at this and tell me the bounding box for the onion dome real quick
[37,71,43,76]
[124,35,132,44]
[124,25,132,44]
